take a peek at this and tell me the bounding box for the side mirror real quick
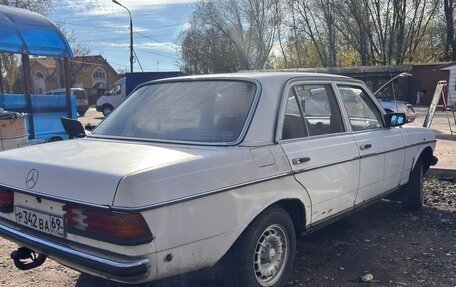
[384,113,406,128]
[60,117,86,138]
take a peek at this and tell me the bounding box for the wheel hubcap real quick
[254,224,289,286]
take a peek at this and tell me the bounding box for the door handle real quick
[360,144,372,150]
[292,157,310,165]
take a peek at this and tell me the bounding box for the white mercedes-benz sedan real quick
[0,73,437,287]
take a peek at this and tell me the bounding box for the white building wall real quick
[441,65,456,106]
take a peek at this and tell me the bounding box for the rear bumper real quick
[0,221,150,281]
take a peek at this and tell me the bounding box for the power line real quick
[69,59,130,69]
[69,60,105,66]
[86,37,131,42]
[136,49,178,60]
[133,50,144,72]
[55,21,185,31]
[135,32,165,44]
[108,62,130,68]
[54,21,121,31]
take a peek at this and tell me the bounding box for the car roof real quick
[154,71,354,82]
[132,72,367,145]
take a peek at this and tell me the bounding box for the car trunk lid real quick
[0,138,200,206]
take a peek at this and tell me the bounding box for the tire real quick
[222,206,296,287]
[47,136,63,142]
[102,105,113,117]
[402,158,424,211]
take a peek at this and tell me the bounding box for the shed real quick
[284,65,415,103]
[0,4,74,140]
[439,63,456,107]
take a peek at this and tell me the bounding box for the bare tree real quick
[288,0,338,67]
[334,0,439,65]
[180,0,450,71]
[179,23,246,74]
[0,0,53,16]
[443,0,456,60]
[192,0,282,70]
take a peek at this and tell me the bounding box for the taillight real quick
[0,189,14,213]
[63,205,152,245]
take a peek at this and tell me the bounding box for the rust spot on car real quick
[164,253,173,263]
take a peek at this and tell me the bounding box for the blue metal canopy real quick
[0,5,73,57]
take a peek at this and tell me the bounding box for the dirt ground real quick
[0,176,455,287]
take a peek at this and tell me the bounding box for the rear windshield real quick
[92,80,257,144]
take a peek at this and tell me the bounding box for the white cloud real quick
[98,41,178,53]
[182,22,192,30]
[97,42,129,48]
[141,42,178,52]
[60,0,197,16]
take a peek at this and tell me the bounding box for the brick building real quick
[29,55,120,105]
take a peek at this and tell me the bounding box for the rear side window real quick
[282,84,344,139]
[93,80,257,144]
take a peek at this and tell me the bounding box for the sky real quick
[50,0,197,73]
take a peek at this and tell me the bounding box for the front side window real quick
[338,86,384,131]
[282,84,344,139]
[107,84,121,96]
[92,80,257,144]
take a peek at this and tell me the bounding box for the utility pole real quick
[112,0,134,72]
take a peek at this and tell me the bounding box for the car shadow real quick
[74,200,456,287]
[75,267,221,287]
[430,128,456,139]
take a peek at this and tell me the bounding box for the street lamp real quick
[373,72,413,96]
[112,0,133,73]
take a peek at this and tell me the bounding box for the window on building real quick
[93,68,106,80]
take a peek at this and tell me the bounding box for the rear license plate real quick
[15,207,65,238]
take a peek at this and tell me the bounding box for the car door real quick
[279,82,360,224]
[336,85,405,205]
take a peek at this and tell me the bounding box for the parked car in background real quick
[46,88,88,116]
[379,99,416,123]
[0,73,437,287]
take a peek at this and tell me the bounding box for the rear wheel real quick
[222,206,296,287]
[402,158,424,211]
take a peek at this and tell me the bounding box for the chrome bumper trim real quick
[0,222,150,280]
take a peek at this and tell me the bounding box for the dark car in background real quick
[46,88,89,116]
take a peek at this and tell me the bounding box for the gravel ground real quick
[0,176,455,287]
